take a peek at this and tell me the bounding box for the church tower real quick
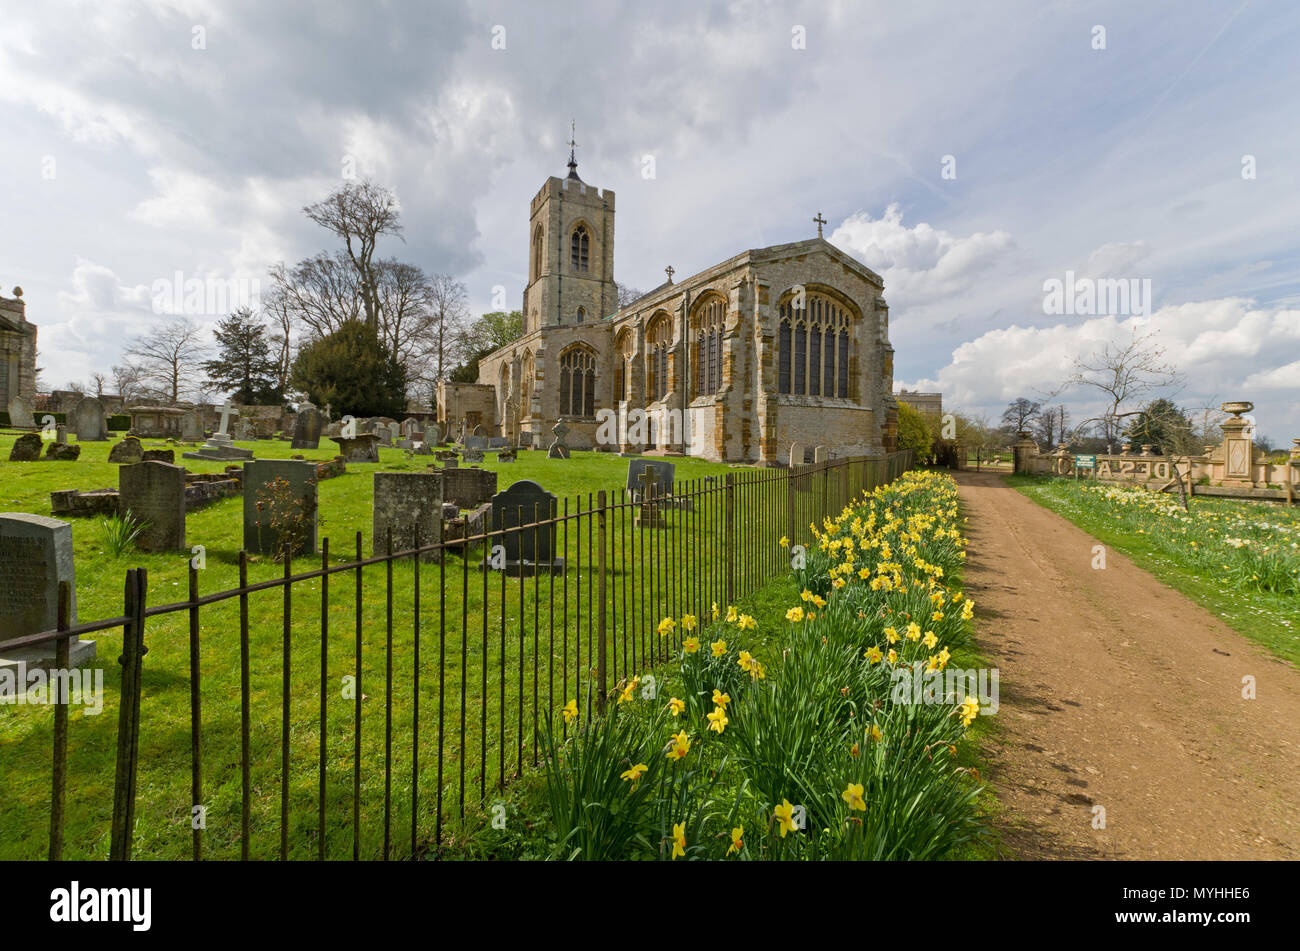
[522,128,616,334]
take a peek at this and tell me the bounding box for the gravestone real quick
[8,433,43,461]
[497,446,517,463]
[489,480,562,574]
[0,513,95,669]
[428,422,443,446]
[243,459,319,556]
[402,418,420,439]
[55,424,67,444]
[7,396,34,428]
[108,436,144,464]
[291,402,323,450]
[142,448,174,463]
[44,443,81,461]
[627,459,675,501]
[119,461,186,552]
[487,437,509,449]
[234,418,255,441]
[547,421,571,460]
[72,397,108,441]
[181,410,203,442]
[465,435,488,451]
[373,424,393,447]
[813,445,830,463]
[789,442,806,467]
[372,471,444,561]
[634,467,667,529]
[331,433,380,463]
[463,447,485,464]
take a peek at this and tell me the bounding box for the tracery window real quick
[692,295,725,397]
[558,346,596,418]
[777,289,855,399]
[570,226,589,272]
[646,314,672,402]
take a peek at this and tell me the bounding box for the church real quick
[441,145,899,465]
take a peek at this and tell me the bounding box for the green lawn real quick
[0,432,818,860]
[1007,474,1300,668]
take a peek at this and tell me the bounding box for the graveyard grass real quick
[0,433,739,860]
[1008,474,1300,668]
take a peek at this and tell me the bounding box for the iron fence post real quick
[49,581,71,861]
[725,474,735,604]
[596,490,608,712]
[110,567,147,861]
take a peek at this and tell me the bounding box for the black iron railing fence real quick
[9,450,912,861]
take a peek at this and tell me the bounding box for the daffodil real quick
[683,636,700,653]
[680,614,697,632]
[710,638,727,658]
[867,723,883,742]
[922,630,938,650]
[711,689,731,708]
[667,730,691,760]
[958,695,979,727]
[864,645,883,664]
[774,799,798,837]
[657,616,675,637]
[738,650,754,672]
[706,706,728,734]
[668,697,685,717]
[561,699,577,725]
[727,825,744,855]
[737,613,757,630]
[726,605,739,623]
[671,821,686,860]
[621,762,647,783]
[842,782,866,811]
[617,675,640,704]
[785,606,805,624]
[778,535,789,548]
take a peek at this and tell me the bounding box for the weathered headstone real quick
[119,461,186,552]
[402,418,420,439]
[547,421,571,459]
[72,397,108,441]
[428,422,443,446]
[7,396,34,428]
[489,480,562,574]
[44,443,81,461]
[813,445,830,463]
[108,436,144,464]
[465,435,488,451]
[181,410,203,442]
[497,446,517,463]
[487,437,509,449]
[372,471,444,561]
[789,442,806,467]
[8,433,43,461]
[0,513,95,669]
[463,447,485,463]
[141,448,174,463]
[626,459,675,500]
[234,418,256,441]
[331,433,380,463]
[291,402,323,450]
[634,467,667,529]
[243,459,318,556]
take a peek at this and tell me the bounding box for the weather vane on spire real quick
[567,119,579,178]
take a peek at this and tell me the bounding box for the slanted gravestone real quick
[8,433,43,461]
[372,471,444,561]
[44,443,80,461]
[626,459,675,501]
[72,397,108,441]
[489,480,562,574]
[7,396,34,428]
[108,436,144,464]
[119,461,186,552]
[291,402,323,450]
[547,421,571,459]
[0,513,95,669]
[243,459,318,556]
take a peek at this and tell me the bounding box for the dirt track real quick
[956,470,1300,859]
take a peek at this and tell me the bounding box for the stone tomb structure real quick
[242,459,319,556]
[0,513,95,669]
[118,461,186,552]
[372,471,444,561]
[127,405,186,439]
[331,432,380,463]
[488,479,562,575]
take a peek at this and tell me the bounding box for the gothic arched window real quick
[559,346,597,418]
[777,288,857,399]
[576,307,586,323]
[570,225,589,272]
[691,295,726,398]
[533,226,544,281]
[646,314,672,402]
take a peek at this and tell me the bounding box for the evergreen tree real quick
[202,308,283,404]
[290,320,407,418]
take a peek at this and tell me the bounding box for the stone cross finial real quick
[217,400,238,435]
[664,265,675,283]
[813,212,827,237]
[638,466,660,498]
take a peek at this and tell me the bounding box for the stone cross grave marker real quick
[547,421,571,459]
[242,459,319,556]
[0,513,95,668]
[489,479,562,574]
[372,471,443,561]
[626,458,675,501]
[118,460,186,552]
[217,400,238,436]
[634,467,667,529]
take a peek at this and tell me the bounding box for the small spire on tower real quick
[566,120,580,180]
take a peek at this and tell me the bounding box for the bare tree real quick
[1032,404,1069,448]
[616,282,645,309]
[427,274,470,387]
[86,372,107,398]
[112,362,146,406]
[1001,397,1042,433]
[302,180,403,330]
[123,317,208,404]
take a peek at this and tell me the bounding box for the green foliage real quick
[896,401,933,462]
[291,319,407,418]
[203,307,283,404]
[449,310,523,383]
[100,509,146,557]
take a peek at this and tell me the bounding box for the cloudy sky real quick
[2,0,1297,439]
